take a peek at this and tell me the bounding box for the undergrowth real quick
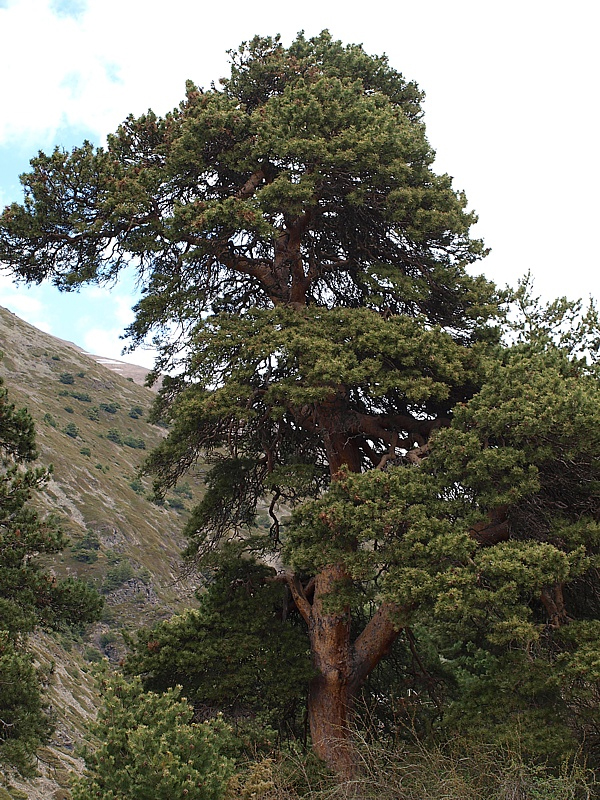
[232,734,598,800]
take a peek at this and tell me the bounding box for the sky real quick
[0,0,598,367]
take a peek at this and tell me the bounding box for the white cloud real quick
[0,277,53,330]
[81,327,156,368]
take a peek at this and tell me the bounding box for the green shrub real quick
[71,674,233,800]
[79,447,91,457]
[64,405,74,414]
[63,422,79,438]
[43,412,57,428]
[51,354,61,361]
[71,530,100,563]
[99,402,120,414]
[69,390,91,402]
[167,496,186,510]
[83,645,103,663]
[99,632,118,649]
[59,373,74,384]
[85,406,100,421]
[57,389,69,396]
[123,435,146,449]
[128,405,144,419]
[173,482,193,499]
[106,428,123,444]
[101,560,134,592]
[129,479,145,495]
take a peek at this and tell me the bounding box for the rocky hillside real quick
[0,305,204,798]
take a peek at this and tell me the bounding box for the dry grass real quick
[257,732,598,800]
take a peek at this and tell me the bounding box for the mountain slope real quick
[0,305,204,798]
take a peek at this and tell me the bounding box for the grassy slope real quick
[0,305,204,798]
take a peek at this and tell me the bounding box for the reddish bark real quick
[286,564,403,777]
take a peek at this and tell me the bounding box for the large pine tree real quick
[0,32,547,774]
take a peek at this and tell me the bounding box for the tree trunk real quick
[288,563,403,778]
[307,564,356,778]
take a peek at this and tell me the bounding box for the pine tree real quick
[3,31,578,775]
[71,673,233,800]
[124,557,313,746]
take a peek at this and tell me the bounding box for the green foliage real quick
[101,559,134,592]
[69,390,91,402]
[122,435,146,449]
[43,412,57,428]
[283,319,600,760]
[106,427,122,444]
[99,402,120,414]
[79,446,91,456]
[71,673,234,800]
[3,29,600,773]
[58,373,74,384]
[128,404,144,419]
[62,421,79,438]
[70,530,100,564]
[0,632,52,777]
[125,558,312,745]
[85,405,100,421]
[166,495,185,510]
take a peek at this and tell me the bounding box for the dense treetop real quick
[0,31,493,353]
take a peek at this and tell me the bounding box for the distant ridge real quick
[63,341,156,388]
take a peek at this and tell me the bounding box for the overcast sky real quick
[0,0,598,366]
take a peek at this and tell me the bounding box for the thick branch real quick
[237,169,265,199]
[540,582,572,627]
[350,601,404,692]
[469,505,509,546]
[283,572,312,624]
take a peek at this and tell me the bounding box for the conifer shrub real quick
[99,402,120,414]
[62,422,79,438]
[69,390,91,402]
[123,434,146,449]
[71,674,234,800]
[101,560,134,592]
[70,530,100,563]
[106,428,123,444]
[58,373,74,384]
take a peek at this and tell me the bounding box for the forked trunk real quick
[307,564,356,778]
[285,414,403,776]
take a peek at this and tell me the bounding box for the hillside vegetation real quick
[0,304,203,798]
